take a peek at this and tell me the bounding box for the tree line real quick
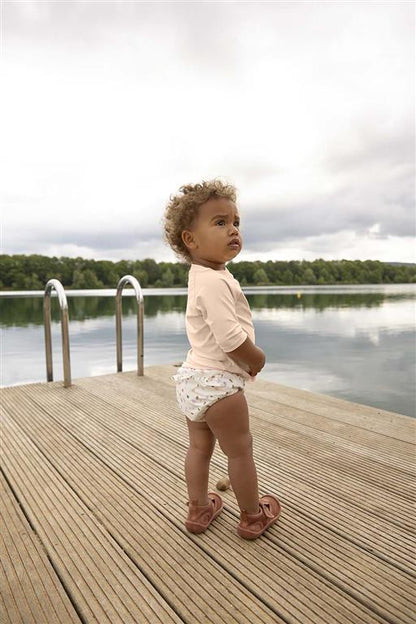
[0,254,415,290]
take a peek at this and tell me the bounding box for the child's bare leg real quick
[185,419,216,505]
[205,391,259,514]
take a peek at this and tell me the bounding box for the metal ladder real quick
[44,279,72,387]
[43,275,144,386]
[116,275,144,376]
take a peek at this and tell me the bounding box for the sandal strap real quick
[259,501,274,519]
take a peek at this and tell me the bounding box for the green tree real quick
[23,273,43,290]
[317,268,331,285]
[281,269,293,284]
[83,269,103,288]
[72,269,86,289]
[160,268,174,287]
[141,258,159,285]
[135,269,149,288]
[303,268,317,284]
[11,272,27,289]
[1,254,415,290]
[253,268,269,285]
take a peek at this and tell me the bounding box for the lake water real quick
[1,284,415,417]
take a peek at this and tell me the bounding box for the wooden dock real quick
[1,365,415,624]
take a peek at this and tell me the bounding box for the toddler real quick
[163,180,281,539]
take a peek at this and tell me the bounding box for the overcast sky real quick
[1,0,415,264]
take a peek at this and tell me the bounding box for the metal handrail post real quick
[116,275,144,375]
[43,279,72,387]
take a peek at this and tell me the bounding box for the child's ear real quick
[182,230,197,250]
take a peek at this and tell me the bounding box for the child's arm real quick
[226,336,265,377]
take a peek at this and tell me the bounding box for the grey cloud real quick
[3,1,413,261]
[325,124,414,174]
[241,183,414,250]
[238,121,415,248]
[5,223,161,255]
[5,173,413,257]
[49,228,156,251]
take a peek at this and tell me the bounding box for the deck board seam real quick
[12,396,287,624]
[9,399,393,624]
[107,372,415,473]
[142,366,414,440]
[2,412,186,624]
[1,537,37,624]
[74,378,415,496]
[15,384,415,623]
[63,381,416,540]
[3,436,113,622]
[2,414,189,624]
[63,398,414,623]
[248,403,416,477]
[4,400,278,624]
[1,464,90,624]
[122,381,416,504]
[38,381,415,556]
[3,370,414,624]
[0,469,83,624]
[247,391,414,440]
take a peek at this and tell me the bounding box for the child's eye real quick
[216,219,240,227]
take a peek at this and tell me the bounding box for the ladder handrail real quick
[44,279,72,387]
[116,275,144,375]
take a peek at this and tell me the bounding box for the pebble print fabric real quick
[171,365,245,422]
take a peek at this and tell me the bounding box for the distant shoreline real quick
[1,283,415,298]
[1,254,415,291]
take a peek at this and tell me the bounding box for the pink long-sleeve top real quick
[183,263,255,380]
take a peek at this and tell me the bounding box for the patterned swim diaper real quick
[171,365,245,422]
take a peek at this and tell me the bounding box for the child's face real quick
[182,197,242,270]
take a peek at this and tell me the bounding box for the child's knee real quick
[220,431,253,459]
[188,439,215,459]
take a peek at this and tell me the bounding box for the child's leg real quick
[205,391,259,514]
[185,418,216,505]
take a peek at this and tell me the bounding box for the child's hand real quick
[226,337,265,376]
[248,347,265,376]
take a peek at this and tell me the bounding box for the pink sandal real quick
[185,493,224,534]
[237,494,282,540]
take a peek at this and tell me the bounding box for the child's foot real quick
[185,493,224,534]
[237,494,281,540]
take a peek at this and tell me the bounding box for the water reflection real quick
[1,286,415,417]
[0,290,411,327]
[0,294,187,326]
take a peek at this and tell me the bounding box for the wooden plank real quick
[66,376,416,567]
[135,369,415,496]
[246,391,415,465]
[147,364,415,441]
[1,410,186,624]
[246,391,415,459]
[246,377,414,442]
[147,365,415,465]
[7,382,414,624]
[134,370,414,505]
[4,386,390,621]
[75,372,416,561]
[2,392,282,624]
[0,472,81,624]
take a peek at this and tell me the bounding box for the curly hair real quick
[163,179,237,263]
